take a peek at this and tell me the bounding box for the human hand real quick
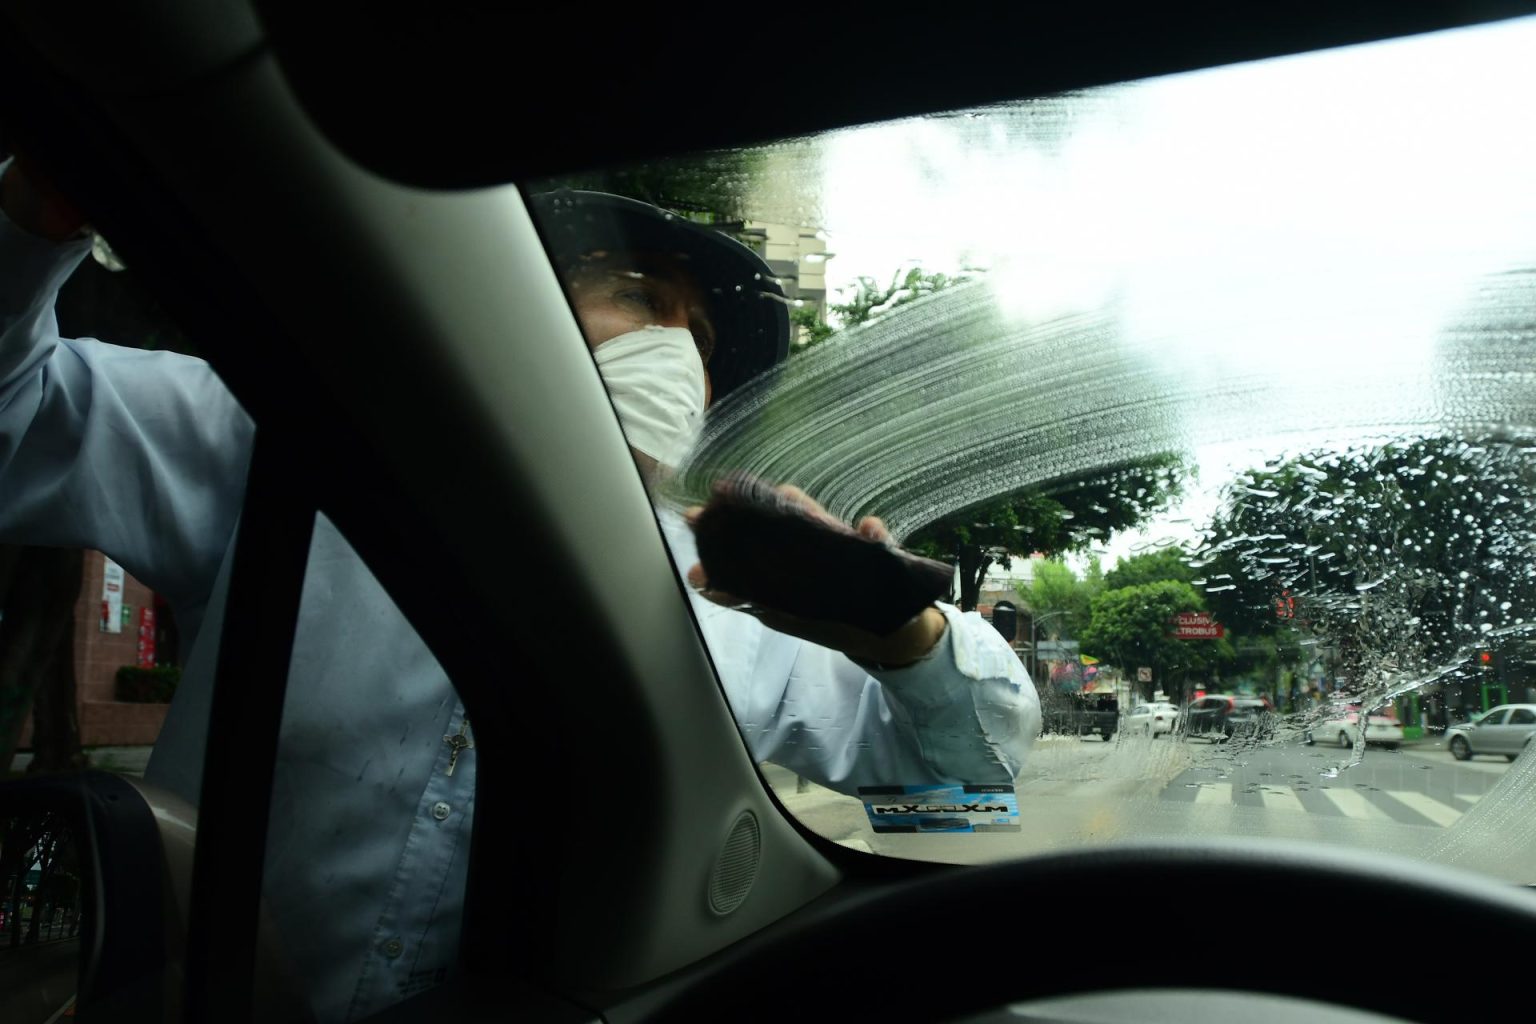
[685,476,951,667]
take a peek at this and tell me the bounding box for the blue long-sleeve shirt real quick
[0,196,1039,1021]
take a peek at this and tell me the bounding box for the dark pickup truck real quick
[1041,694,1119,741]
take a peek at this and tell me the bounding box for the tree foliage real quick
[829,267,969,330]
[1105,548,1195,591]
[788,303,836,353]
[1080,580,1233,700]
[1021,557,1102,640]
[906,457,1186,610]
[1195,436,1536,687]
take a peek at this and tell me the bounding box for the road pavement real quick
[0,938,79,1024]
[6,746,152,777]
[763,731,1529,867]
[1159,738,1501,828]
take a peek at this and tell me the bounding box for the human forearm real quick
[856,606,948,668]
[0,161,253,624]
[869,604,1040,782]
[0,168,91,387]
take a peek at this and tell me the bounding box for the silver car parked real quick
[1445,704,1536,762]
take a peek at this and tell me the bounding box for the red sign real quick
[1169,611,1225,639]
[136,606,157,668]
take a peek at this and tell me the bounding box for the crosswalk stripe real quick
[1258,788,1309,814]
[1318,788,1395,821]
[1383,791,1462,827]
[1168,779,1478,828]
[1193,782,1232,805]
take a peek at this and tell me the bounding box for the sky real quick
[814,15,1536,306]
[799,14,1536,569]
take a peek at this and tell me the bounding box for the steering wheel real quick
[643,838,1536,1023]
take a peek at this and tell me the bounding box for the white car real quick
[1305,707,1404,749]
[1124,702,1179,737]
[1446,705,1536,762]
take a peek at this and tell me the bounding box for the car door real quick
[1505,707,1536,757]
[1,6,834,1018]
[1474,708,1511,753]
[1185,699,1210,736]
[1201,699,1226,737]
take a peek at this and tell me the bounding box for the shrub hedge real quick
[114,665,180,703]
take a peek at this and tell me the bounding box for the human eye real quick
[614,286,662,313]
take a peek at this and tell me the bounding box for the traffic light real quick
[1479,649,1495,671]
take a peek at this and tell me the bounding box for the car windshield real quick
[529,16,1536,883]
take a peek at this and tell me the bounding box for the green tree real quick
[1104,539,1302,702]
[788,304,836,353]
[1105,548,1195,591]
[830,267,968,330]
[1020,557,1102,639]
[907,457,1186,611]
[1196,436,1536,689]
[1080,580,1233,701]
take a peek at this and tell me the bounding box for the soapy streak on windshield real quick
[672,270,1536,545]
[667,267,1536,800]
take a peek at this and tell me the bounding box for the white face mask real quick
[592,326,707,467]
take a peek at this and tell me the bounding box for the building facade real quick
[16,550,171,749]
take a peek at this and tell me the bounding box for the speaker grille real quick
[708,811,761,915]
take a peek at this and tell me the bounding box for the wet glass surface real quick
[533,15,1536,881]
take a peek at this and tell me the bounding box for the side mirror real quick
[1,771,173,1022]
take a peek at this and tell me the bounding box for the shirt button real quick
[432,801,452,821]
[382,938,404,959]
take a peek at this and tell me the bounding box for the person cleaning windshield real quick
[0,159,1039,1021]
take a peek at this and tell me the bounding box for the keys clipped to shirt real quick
[443,718,474,777]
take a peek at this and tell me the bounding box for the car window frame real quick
[0,17,864,1004]
[182,435,316,1018]
[14,4,1536,1019]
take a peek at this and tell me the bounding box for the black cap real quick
[529,190,792,399]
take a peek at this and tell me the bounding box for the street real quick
[6,746,152,777]
[0,938,78,1024]
[764,731,1534,871]
[1159,736,1504,827]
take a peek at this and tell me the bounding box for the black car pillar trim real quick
[184,433,317,1023]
